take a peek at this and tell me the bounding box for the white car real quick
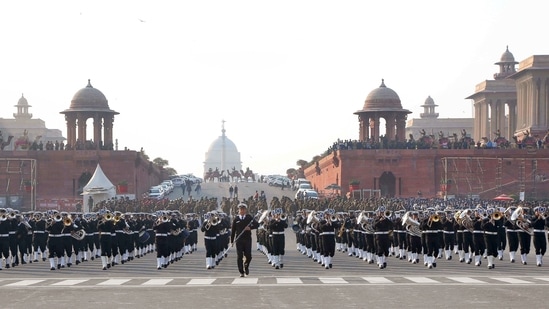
[295,189,319,199]
[148,186,165,199]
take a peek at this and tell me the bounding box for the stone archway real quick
[379,171,396,197]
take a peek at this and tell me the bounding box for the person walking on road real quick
[231,203,259,277]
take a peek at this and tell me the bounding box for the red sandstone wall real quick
[0,150,163,210]
[305,148,549,200]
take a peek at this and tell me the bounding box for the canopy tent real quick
[81,164,116,212]
[493,194,514,201]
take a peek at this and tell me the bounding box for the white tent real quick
[81,163,116,212]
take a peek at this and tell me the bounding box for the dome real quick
[16,94,30,106]
[69,79,110,110]
[421,95,437,107]
[204,127,242,175]
[362,79,403,110]
[496,46,518,64]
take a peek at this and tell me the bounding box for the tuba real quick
[511,206,533,236]
[71,229,86,240]
[402,211,422,237]
[459,209,474,232]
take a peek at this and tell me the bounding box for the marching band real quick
[0,202,548,273]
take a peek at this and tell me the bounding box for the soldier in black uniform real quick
[531,206,547,267]
[97,212,115,270]
[319,211,339,269]
[31,212,47,262]
[201,212,220,269]
[471,208,486,266]
[269,210,288,269]
[373,208,392,269]
[0,209,12,269]
[154,213,175,270]
[482,208,499,269]
[46,212,65,270]
[230,203,259,277]
[420,210,442,269]
[503,207,519,262]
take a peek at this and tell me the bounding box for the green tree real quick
[153,157,169,167]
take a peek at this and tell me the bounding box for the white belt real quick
[484,231,497,235]
[443,231,454,234]
[115,230,124,233]
[204,236,216,240]
[34,231,46,234]
[473,231,483,233]
[375,232,389,235]
[533,229,546,233]
[0,234,9,237]
[63,233,71,237]
[8,231,15,235]
[272,232,284,235]
[156,233,168,237]
[49,234,63,237]
[423,230,438,233]
[457,230,464,233]
[322,232,335,235]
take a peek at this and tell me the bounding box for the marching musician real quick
[269,209,288,269]
[319,210,338,269]
[230,203,259,277]
[97,211,115,270]
[46,211,65,270]
[420,210,442,269]
[481,208,499,269]
[15,214,32,264]
[201,211,220,269]
[31,212,48,262]
[154,213,175,270]
[408,212,422,264]
[441,211,455,260]
[471,208,486,266]
[517,207,532,265]
[373,207,392,269]
[503,206,519,263]
[531,206,547,267]
[0,209,12,269]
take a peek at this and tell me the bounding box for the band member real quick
[420,210,442,269]
[46,212,65,270]
[504,207,519,263]
[230,203,259,277]
[154,213,175,270]
[408,212,422,264]
[441,211,455,260]
[472,208,486,266]
[482,209,499,269]
[269,210,287,269]
[97,212,115,270]
[531,206,547,266]
[201,212,220,269]
[0,209,12,269]
[517,208,532,265]
[31,212,48,262]
[319,211,338,269]
[373,208,392,269]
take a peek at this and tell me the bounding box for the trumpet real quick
[428,214,440,227]
[114,214,122,223]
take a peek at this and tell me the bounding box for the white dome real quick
[204,130,242,176]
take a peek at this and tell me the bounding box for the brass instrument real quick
[104,213,114,222]
[402,211,422,237]
[64,217,74,227]
[384,210,392,219]
[337,220,346,238]
[114,214,122,223]
[291,224,302,233]
[71,229,86,240]
[459,209,474,232]
[53,213,63,222]
[279,213,288,221]
[511,206,533,236]
[491,211,503,221]
[330,214,338,222]
[0,214,7,221]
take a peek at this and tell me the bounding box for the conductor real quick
[231,203,259,277]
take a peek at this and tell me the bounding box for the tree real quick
[164,167,177,177]
[153,157,169,167]
[296,159,308,168]
[286,168,297,179]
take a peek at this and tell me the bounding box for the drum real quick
[138,230,150,243]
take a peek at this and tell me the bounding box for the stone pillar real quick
[396,116,407,141]
[104,114,114,149]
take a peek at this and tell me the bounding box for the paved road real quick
[1,182,547,308]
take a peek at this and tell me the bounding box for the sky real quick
[1,0,548,179]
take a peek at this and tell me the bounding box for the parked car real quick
[295,189,319,199]
[148,186,165,199]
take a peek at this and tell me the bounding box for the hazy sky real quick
[1,0,548,178]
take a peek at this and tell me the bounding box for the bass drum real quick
[138,230,150,243]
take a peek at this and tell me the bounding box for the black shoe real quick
[433,263,437,268]
[42,258,46,262]
[50,267,55,271]
[102,267,107,270]
[21,261,27,265]
[67,263,72,267]
[107,264,111,269]
[245,266,249,275]
[240,273,245,277]
[5,264,9,269]
[280,264,284,268]
[57,264,61,269]
[91,257,94,261]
